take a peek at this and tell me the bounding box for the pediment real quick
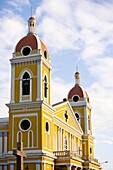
[53,101,83,134]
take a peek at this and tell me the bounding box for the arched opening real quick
[22,72,30,95]
[44,75,48,98]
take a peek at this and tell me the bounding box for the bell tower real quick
[7,16,53,157]
[10,16,52,105]
[67,71,95,162]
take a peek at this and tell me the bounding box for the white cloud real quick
[35,0,113,137]
[0,10,26,117]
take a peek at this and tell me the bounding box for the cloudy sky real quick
[0,0,113,169]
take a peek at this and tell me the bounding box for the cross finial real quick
[31,7,33,16]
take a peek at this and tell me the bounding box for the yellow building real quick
[0,16,101,170]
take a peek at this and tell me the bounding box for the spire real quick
[28,15,36,34]
[75,71,80,85]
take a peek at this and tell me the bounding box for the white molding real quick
[36,164,40,170]
[0,132,2,154]
[10,63,15,103]
[12,113,38,149]
[37,59,42,100]
[4,132,7,153]
[43,114,52,121]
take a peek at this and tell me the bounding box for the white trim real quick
[37,59,42,100]
[4,166,7,170]
[4,132,7,153]
[10,63,15,103]
[13,113,37,118]
[36,164,40,170]
[19,118,31,132]
[12,113,38,148]
[0,132,2,154]
[84,106,88,134]
[10,165,14,170]
[17,131,22,143]
[43,114,52,121]
[21,46,32,56]
[28,130,34,148]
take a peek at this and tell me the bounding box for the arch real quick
[20,70,32,102]
[44,75,48,98]
[17,131,22,143]
[28,130,34,148]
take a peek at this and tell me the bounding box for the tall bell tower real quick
[10,16,52,105]
[7,16,54,168]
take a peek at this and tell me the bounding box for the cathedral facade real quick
[0,16,101,170]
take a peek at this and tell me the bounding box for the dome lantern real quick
[28,16,36,34]
[75,71,80,85]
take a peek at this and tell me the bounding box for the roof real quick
[15,34,48,53]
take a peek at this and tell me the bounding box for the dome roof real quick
[68,84,88,99]
[15,34,47,53]
[28,16,36,20]
[67,72,89,102]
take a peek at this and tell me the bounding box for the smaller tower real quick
[28,17,36,34]
[75,71,80,85]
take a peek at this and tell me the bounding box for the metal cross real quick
[13,142,27,170]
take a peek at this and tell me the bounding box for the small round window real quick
[22,47,31,56]
[20,119,31,131]
[46,122,49,132]
[73,95,80,102]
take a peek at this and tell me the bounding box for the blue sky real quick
[0,0,113,169]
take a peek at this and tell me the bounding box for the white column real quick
[67,164,71,170]
[4,166,7,170]
[4,132,7,153]
[49,69,51,105]
[84,106,88,134]
[52,164,54,170]
[36,164,40,170]
[10,165,14,170]
[0,132,2,154]
[37,59,42,101]
[10,63,15,103]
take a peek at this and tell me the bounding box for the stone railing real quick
[82,155,99,163]
[54,150,70,157]
[54,151,82,159]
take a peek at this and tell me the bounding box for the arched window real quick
[20,70,32,102]
[44,75,48,98]
[22,72,30,95]
[75,112,80,123]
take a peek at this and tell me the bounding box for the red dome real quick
[68,84,85,99]
[15,34,47,53]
